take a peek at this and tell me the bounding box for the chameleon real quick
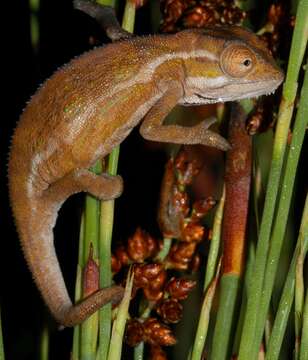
[8,25,284,327]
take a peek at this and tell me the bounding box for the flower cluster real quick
[160,0,246,33]
[112,148,216,358]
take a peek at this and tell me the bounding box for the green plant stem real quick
[238,2,308,357]
[134,343,145,360]
[266,193,308,360]
[300,287,308,360]
[81,163,101,360]
[254,57,308,355]
[107,270,134,360]
[39,323,49,360]
[296,195,308,358]
[0,309,5,360]
[72,215,85,360]
[203,186,225,291]
[191,259,221,360]
[98,1,135,358]
[265,250,297,359]
[298,194,308,360]
[155,237,172,262]
[211,275,241,360]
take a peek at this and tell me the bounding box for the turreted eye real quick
[220,44,255,78]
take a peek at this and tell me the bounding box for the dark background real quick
[2,1,164,358]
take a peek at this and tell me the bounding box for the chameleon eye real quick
[220,44,255,78]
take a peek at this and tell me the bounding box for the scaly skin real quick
[8,26,284,327]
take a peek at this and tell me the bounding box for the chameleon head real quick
[180,25,284,104]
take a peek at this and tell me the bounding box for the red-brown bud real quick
[167,242,197,270]
[83,244,99,297]
[181,222,205,243]
[149,345,168,360]
[114,246,130,266]
[156,298,183,323]
[127,228,156,263]
[144,318,176,346]
[111,254,122,274]
[133,263,164,288]
[126,319,144,346]
[165,277,196,300]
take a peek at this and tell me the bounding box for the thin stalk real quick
[134,343,145,360]
[300,288,308,360]
[232,241,255,356]
[254,57,308,355]
[81,162,101,360]
[190,259,221,360]
[72,215,85,360]
[266,194,308,360]
[265,249,297,359]
[295,194,308,358]
[298,194,308,360]
[155,237,172,262]
[97,0,116,8]
[238,1,308,357]
[0,310,4,360]
[30,0,39,52]
[98,2,136,359]
[107,270,134,360]
[39,323,49,360]
[203,186,225,291]
[212,101,252,360]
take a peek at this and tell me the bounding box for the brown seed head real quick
[165,277,196,300]
[156,298,183,323]
[149,345,168,360]
[126,319,145,346]
[182,5,215,28]
[181,222,205,242]
[144,318,177,346]
[167,242,197,270]
[111,254,122,274]
[191,197,216,221]
[127,228,158,262]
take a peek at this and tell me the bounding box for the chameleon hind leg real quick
[44,169,123,203]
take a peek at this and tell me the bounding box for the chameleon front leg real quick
[44,169,123,204]
[74,0,132,42]
[140,84,230,151]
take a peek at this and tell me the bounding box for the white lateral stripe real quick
[110,49,218,97]
[186,76,227,88]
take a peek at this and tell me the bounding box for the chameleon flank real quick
[8,25,283,327]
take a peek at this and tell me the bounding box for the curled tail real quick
[9,176,123,327]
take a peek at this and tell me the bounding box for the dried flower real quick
[83,245,99,297]
[167,242,197,270]
[165,277,196,300]
[127,228,158,263]
[181,222,205,242]
[126,319,144,346]
[157,298,183,323]
[149,345,168,360]
[144,318,177,346]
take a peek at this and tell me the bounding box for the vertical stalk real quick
[211,102,252,359]
[97,2,136,359]
[238,1,308,357]
[81,163,101,360]
[254,57,308,355]
[0,310,4,360]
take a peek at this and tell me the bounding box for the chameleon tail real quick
[10,192,123,327]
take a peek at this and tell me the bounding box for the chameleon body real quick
[8,26,283,327]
